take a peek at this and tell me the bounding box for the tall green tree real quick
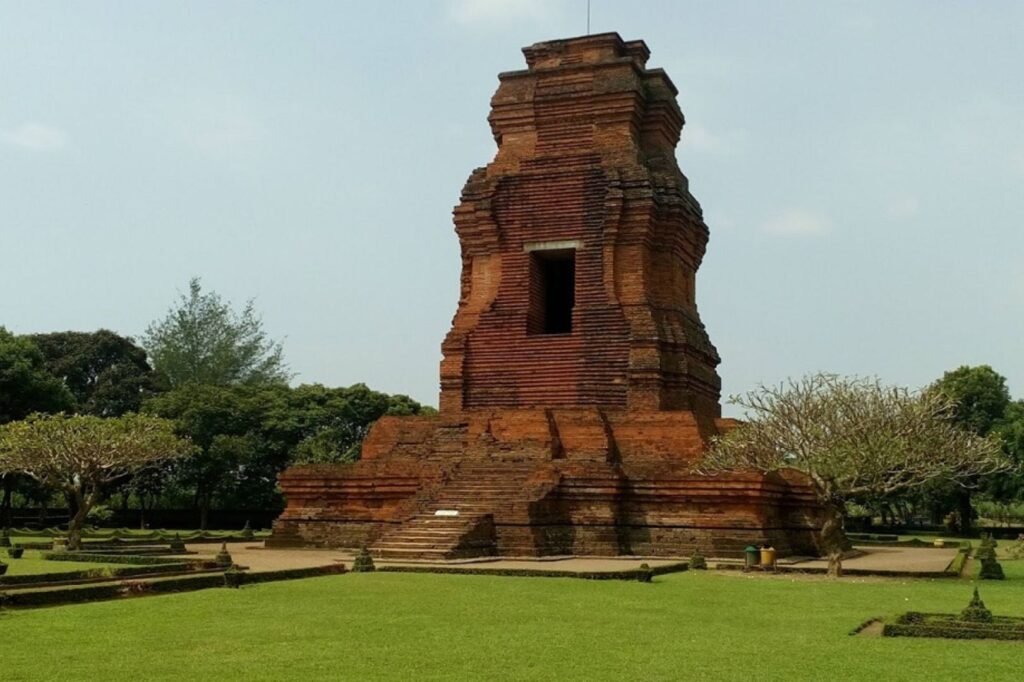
[142,277,289,388]
[28,329,163,417]
[0,328,73,525]
[928,365,1013,530]
[0,327,73,424]
[931,365,1011,437]
[144,382,432,527]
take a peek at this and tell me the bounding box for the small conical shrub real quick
[960,587,993,622]
[975,544,996,562]
[637,562,653,583]
[241,521,254,540]
[169,533,186,552]
[690,550,707,570]
[979,557,1005,580]
[351,547,376,573]
[215,542,234,569]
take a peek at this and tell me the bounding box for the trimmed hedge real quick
[0,573,229,608]
[43,552,208,566]
[0,564,347,609]
[946,545,972,576]
[376,562,688,581]
[227,563,347,587]
[883,612,1024,641]
[848,617,884,636]
[0,562,202,588]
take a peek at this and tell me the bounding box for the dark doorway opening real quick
[528,249,575,335]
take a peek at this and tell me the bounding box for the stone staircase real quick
[371,461,538,561]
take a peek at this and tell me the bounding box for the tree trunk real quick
[958,490,973,536]
[199,493,211,531]
[1,474,13,528]
[821,503,847,578]
[66,490,90,550]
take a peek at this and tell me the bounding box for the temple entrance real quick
[528,248,575,335]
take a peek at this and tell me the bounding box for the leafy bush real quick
[214,543,233,568]
[960,587,993,623]
[7,547,24,559]
[979,557,1005,580]
[351,548,375,573]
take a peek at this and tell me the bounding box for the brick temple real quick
[271,33,822,559]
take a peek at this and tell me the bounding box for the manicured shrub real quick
[169,534,187,552]
[690,550,707,570]
[7,546,24,559]
[0,559,7,576]
[0,529,10,548]
[214,543,234,568]
[960,587,993,623]
[637,563,653,583]
[241,521,254,541]
[979,557,1005,580]
[351,547,376,573]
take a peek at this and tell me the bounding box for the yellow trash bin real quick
[760,546,777,570]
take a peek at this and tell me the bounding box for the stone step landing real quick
[370,461,539,560]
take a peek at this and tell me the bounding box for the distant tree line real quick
[0,278,433,530]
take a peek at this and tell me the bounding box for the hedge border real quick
[376,562,688,581]
[0,563,347,609]
[0,563,204,589]
[883,612,1024,641]
[42,552,210,566]
[848,617,884,636]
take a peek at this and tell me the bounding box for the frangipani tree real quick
[698,374,1011,577]
[0,413,193,549]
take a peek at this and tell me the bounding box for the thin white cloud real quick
[886,195,921,219]
[447,0,560,26]
[761,208,830,236]
[0,122,68,151]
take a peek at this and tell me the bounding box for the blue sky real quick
[2,1,1022,413]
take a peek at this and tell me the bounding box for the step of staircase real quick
[370,460,542,560]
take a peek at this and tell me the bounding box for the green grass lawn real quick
[2,551,121,576]
[2,561,1023,681]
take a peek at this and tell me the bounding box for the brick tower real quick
[271,34,821,559]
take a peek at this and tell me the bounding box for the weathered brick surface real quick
[271,34,824,558]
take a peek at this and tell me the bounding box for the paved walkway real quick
[182,543,679,573]
[179,543,955,576]
[788,546,958,574]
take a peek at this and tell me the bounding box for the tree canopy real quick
[142,277,289,388]
[0,413,192,547]
[0,327,73,424]
[929,365,1011,437]
[29,329,162,417]
[142,382,432,527]
[699,373,1010,576]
